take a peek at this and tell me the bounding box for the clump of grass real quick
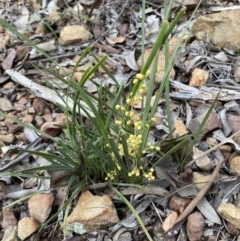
[0,0,210,239]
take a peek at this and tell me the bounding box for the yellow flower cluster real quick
[128,166,141,177]
[143,168,155,181]
[118,134,142,159]
[105,170,117,181]
[128,166,155,181]
[105,70,163,182]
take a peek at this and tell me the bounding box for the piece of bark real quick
[6,70,94,117]
[170,80,240,101]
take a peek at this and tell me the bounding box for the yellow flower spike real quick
[141,83,147,89]
[126,98,131,104]
[125,111,129,116]
[147,142,151,146]
[142,150,146,154]
[136,172,140,177]
[145,124,150,128]
[150,168,154,172]
[130,92,133,97]
[136,73,145,80]
[127,120,131,125]
[151,176,155,180]
[146,69,151,76]
[133,78,138,84]
[157,67,162,73]
[121,106,125,111]
[137,134,142,139]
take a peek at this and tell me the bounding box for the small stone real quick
[67,191,119,234]
[35,116,44,127]
[2,206,18,229]
[2,226,18,241]
[217,203,240,229]
[0,134,14,143]
[229,156,240,175]
[7,123,22,134]
[58,25,92,46]
[162,211,178,232]
[193,172,211,189]
[189,109,221,139]
[0,97,13,111]
[46,10,60,24]
[3,81,14,89]
[206,137,218,147]
[137,48,175,83]
[22,114,33,123]
[186,212,205,241]
[18,217,40,240]
[33,99,45,115]
[73,72,84,82]
[169,195,191,213]
[28,193,55,223]
[173,119,187,138]
[17,97,28,105]
[4,113,17,125]
[189,68,209,87]
[35,24,45,35]
[28,107,35,114]
[194,147,214,171]
[42,114,53,122]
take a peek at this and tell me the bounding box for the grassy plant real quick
[0,0,209,239]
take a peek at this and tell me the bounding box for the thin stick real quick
[165,157,225,237]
